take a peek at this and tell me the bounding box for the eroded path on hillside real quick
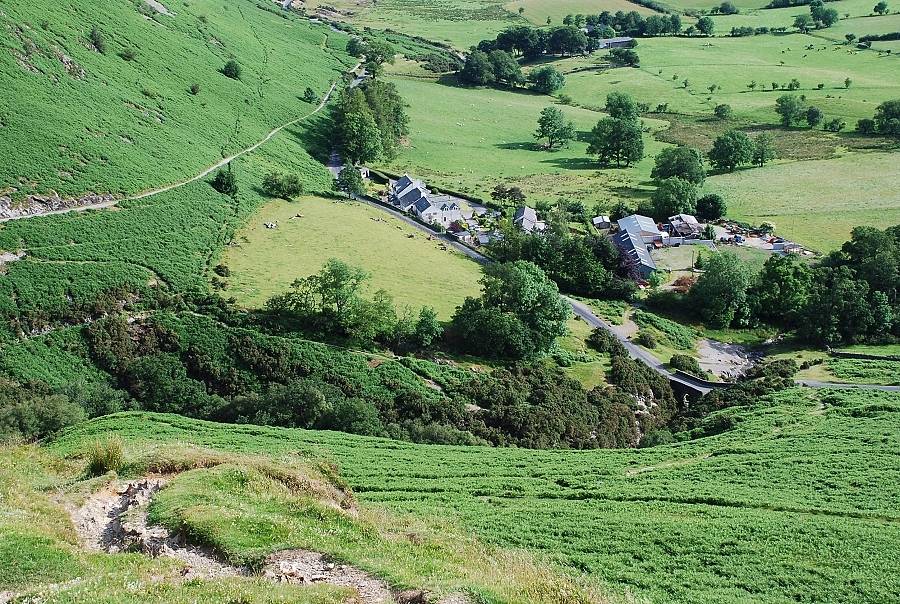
[67,477,397,603]
[0,61,361,223]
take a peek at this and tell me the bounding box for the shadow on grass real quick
[434,73,550,98]
[287,111,335,164]
[496,141,543,151]
[538,156,599,170]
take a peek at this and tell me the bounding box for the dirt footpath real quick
[66,477,468,604]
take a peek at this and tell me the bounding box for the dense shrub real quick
[670,354,703,376]
[222,59,242,80]
[635,331,658,348]
[0,379,87,442]
[261,172,304,199]
[586,328,627,356]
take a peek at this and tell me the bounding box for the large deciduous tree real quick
[528,65,566,94]
[775,94,807,126]
[651,146,706,185]
[450,261,570,359]
[651,177,698,219]
[874,99,900,135]
[534,106,576,149]
[689,252,752,328]
[708,130,753,172]
[587,117,644,167]
[752,132,777,167]
[605,91,640,120]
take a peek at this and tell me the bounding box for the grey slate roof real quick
[514,206,543,232]
[413,196,433,214]
[613,230,656,278]
[618,214,662,237]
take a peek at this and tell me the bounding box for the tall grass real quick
[85,436,124,476]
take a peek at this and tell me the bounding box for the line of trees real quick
[673,226,900,345]
[857,99,900,136]
[775,94,846,132]
[333,80,409,166]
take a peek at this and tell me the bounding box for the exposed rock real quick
[52,46,85,79]
[0,192,117,220]
[397,589,428,603]
[263,549,393,603]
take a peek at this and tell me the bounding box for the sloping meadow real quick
[51,386,900,604]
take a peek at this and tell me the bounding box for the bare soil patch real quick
[697,338,758,379]
[66,476,465,603]
[0,192,117,221]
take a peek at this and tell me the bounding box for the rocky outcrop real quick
[0,192,117,220]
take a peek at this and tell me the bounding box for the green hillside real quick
[1,0,352,199]
[37,386,900,604]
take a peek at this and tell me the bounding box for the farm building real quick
[613,230,656,280]
[592,215,612,231]
[414,195,464,228]
[514,206,546,233]
[597,37,634,49]
[668,213,702,237]
[390,174,430,212]
[617,214,663,244]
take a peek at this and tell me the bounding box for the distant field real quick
[555,35,899,125]
[708,151,900,252]
[381,74,670,207]
[547,38,900,250]
[709,0,889,30]
[827,358,900,385]
[220,196,483,318]
[838,343,900,356]
[57,388,900,604]
[307,0,524,49]
[817,13,900,44]
[660,0,772,11]
[507,0,659,24]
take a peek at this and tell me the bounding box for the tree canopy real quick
[689,252,752,328]
[534,106,576,150]
[450,261,570,360]
[651,146,706,185]
[587,117,644,167]
[708,130,754,172]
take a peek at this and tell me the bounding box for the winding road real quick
[353,194,900,394]
[5,58,897,394]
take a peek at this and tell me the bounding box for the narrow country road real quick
[356,195,900,395]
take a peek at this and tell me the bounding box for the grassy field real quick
[380,73,671,208]
[562,36,900,124]
[507,0,660,24]
[838,343,900,356]
[0,0,351,199]
[707,151,900,251]
[49,391,900,604]
[709,0,895,30]
[307,0,525,49]
[826,358,900,384]
[0,444,603,603]
[220,196,483,318]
